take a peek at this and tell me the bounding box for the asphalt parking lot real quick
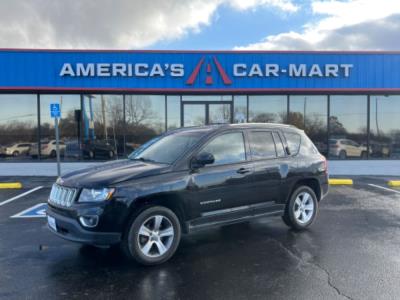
[1,177,400,300]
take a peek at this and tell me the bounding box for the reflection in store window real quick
[0,94,37,161]
[329,95,367,160]
[249,96,287,123]
[167,96,180,130]
[182,95,232,101]
[82,95,124,160]
[39,94,80,160]
[233,96,247,123]
[370,95,400,159]
[125,95,166,153]
[289,96,328,156]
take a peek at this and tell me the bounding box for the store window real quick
[0,94,38,161]
[167,96,180,130]
[82,94,124,160]
[182,95,232,101]
[39,94,80,160]
[329,95,368,160]
[125,95,166,153]
[233,96,247,123]
[370,95,400,159]
[248,95,287,123]
[289,96,328,156]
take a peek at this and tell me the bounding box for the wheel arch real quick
[125,193,188,234]
[290,177,322,202]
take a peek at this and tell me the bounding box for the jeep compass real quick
[46,123,328,265]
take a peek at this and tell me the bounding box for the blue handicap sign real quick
[50,103,61,118]
[11,203,47,218]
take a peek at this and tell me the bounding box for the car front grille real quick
[48,184,78,208]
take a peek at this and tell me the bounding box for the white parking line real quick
[0,186,44,207]
[368,184,400,195]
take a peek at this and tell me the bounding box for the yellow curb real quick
[328,179,353,185]
[387,180,400,187]
[0,182,23,189]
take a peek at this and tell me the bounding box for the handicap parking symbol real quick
[11,203,47,218]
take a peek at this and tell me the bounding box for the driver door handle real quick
[237,167,251,174]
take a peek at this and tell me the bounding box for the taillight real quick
[330,144,339,148]
[41,145,48,149]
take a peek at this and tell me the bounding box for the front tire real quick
[121,206,181,265]
[282,186,318,230]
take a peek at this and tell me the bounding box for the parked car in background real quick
[390,144,400,159]
[4,143,32,156]
[369,141,390,158]
[82,140,116,159]
[30,140,66,158]
[329,138,368,159]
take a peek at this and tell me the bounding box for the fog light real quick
[79,215,99,228]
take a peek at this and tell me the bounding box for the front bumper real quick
[46,206,121,246]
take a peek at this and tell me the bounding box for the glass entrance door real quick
[183,104,206,127]
[182,102,232,127]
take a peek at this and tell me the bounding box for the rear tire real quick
[339,150,347,159]
[282,186,318,231]
[121,206,181,265]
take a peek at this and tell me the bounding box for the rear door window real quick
[248,131,277,160]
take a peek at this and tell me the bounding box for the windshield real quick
[128,132,203,164]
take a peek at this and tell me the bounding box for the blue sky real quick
[153,3,315,50]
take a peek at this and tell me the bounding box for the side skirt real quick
[186,202,285,233]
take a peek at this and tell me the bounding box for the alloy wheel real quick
[137,215,175,258]
[293,192,314,224]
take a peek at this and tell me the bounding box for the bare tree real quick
[125,95,155,126]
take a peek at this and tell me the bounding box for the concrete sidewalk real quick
[1,160,400,176]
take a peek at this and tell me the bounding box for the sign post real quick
[50,103,61,178]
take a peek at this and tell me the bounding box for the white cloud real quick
[0,0,298,49]
[235,0,400,50]
[229,0,298,12]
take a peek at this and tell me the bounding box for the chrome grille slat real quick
[48,184,78,208]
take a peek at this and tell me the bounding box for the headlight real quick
[78,188,115,203]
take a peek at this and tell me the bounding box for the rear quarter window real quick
[299,134,319,156]
[284,132,301,155]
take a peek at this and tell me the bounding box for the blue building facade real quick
[0,49,400,161]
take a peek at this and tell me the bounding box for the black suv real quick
[46,124,328,265]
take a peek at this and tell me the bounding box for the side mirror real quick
[192,152,215,168]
